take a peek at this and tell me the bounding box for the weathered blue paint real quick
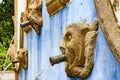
[19,0,120,80]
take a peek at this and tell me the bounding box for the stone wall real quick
[0,71,15,80]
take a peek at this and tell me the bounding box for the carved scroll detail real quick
[46,0,70,16]
[60,20,98,78]
[94,0,120,63]
[111,0,120,26]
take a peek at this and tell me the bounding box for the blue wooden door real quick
[19,0,120,80]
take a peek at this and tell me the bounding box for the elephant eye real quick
[65,32,72,42]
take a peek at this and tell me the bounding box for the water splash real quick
[35,64,51,80]
[0,62,12,80]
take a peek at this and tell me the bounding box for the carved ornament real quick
[20,0,43,34]
[9,46,28,72]
[59,20,98,78]
[94,0,120,63]
[46,0,70,16]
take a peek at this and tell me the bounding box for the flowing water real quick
[3,35,14,67]
[35,64,51,80]
[0,62,12,80]
[0,36,14,80]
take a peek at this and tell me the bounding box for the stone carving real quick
[111,0,120,24]
[112,0,119,11]
[21,0,43,34]
[8,44,17,61]
[9,46,28,72]
[46,0,70,16]
[60,20,98,78]
[27,0,43,34]
[94,0,120,63]
[21,12,32,33]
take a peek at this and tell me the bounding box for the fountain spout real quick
[49,55,67,66]
[12,60,19,63]
[20,21,30,28]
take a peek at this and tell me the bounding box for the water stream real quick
[0,35,15,80]
[35,64,51,80]
[3,35,14,67]
[0,62,12,80]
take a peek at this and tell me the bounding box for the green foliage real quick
[2,56,12,70]
[0,53,12,70]
[0,42,7,54]
[0,0,14,48]
[0,0,14,70]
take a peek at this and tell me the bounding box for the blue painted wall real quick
[19,0,120,80]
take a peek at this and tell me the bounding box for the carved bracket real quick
[94,0,120,63]
[46,0,71,16]
[20,0,43,34]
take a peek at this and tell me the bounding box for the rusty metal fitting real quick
[49,55,67,66]
[20,21,30,28]
[12,60,19,63]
